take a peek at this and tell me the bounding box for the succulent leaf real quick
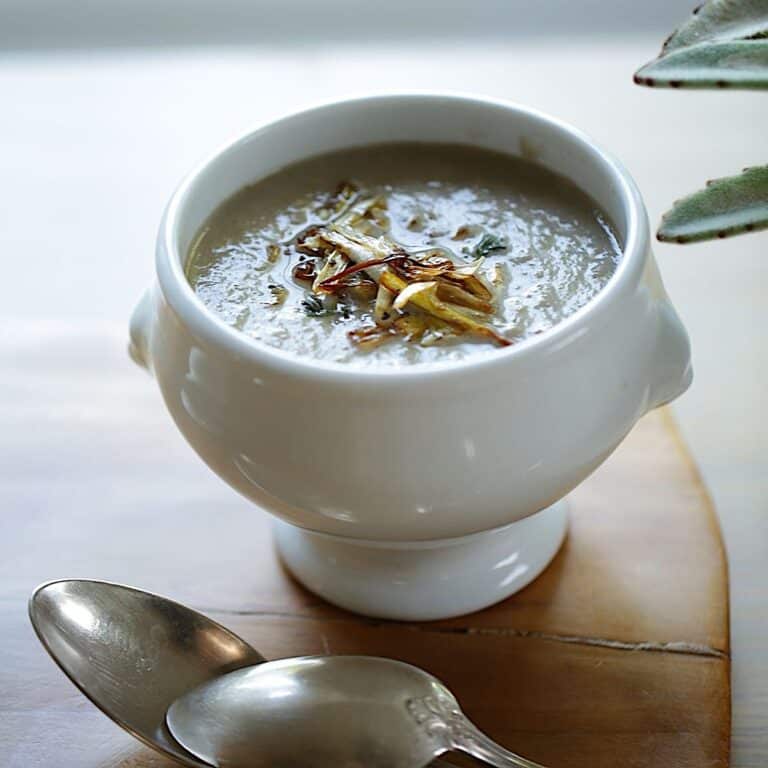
[657,165,768,243]
[635,39,768,87]
[663,0,768,53]
[635,0,768,88]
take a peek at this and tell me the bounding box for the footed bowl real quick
[129,94,691,619]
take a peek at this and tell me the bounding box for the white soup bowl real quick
[129,94,691,620]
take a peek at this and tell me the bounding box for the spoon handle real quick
[452,716,549,768]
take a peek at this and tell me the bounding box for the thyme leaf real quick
[301,295,330,316]
[474,233,507,257]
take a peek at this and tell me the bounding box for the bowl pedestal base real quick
[273,500,568,621]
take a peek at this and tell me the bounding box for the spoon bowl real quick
[29,579,264,767]
[167,655,548,768]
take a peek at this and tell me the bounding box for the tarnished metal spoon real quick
[167,655,548,768]
[28,579,264,767]
[29,580,456,768]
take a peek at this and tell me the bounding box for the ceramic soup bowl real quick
[130,94,691,620]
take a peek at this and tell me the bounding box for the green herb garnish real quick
[474,234,507,257]
[301,295,329,316]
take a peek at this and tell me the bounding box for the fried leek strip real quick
[304,225,510,347]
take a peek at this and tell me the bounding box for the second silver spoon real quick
[167,655,548,768]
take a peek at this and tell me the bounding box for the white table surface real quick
[2,32,766,766]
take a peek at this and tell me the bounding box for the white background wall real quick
[1,1,698,49]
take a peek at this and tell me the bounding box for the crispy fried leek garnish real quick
[348,324,397,349]
[435,281,493,313]
[392,281,437,311]
[349,314,455,349]
[406,213,424,232]
[293,258,317,283]
[266,283,288,306]
[316,182,359,219]
[312,252,406,290]
[393,314,431,341]
[490,262,507,291]
[293,189,513,349]
[452,224,479,240]
[302,225,510,347]
[266,243,281,263]
[334,181,358,209]
[345,195,389,229]
[394,256,494,307]
[280,182,361,246]
[312,250,348,294]
[346,278,378,303]
[450,259,494,299]
[374,283,395,326]
[379,270,509,347]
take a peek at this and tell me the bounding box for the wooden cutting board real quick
[0,329,729,768]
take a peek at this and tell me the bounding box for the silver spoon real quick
[29,580,456,768]
[167,655,548,768]
[29,579,264,767]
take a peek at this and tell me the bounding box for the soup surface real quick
[187,143,621,366]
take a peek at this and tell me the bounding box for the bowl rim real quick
[158,91,649,383]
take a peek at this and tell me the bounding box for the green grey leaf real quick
[635,39,768,87]
[658,165,768,243]
[662,0,768,54]
[473,234,506,257]
[635,0,768,88]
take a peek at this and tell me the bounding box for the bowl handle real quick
[646,257,693,410]
[128,286,154,372]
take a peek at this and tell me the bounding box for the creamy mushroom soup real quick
[186,143,621,366]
